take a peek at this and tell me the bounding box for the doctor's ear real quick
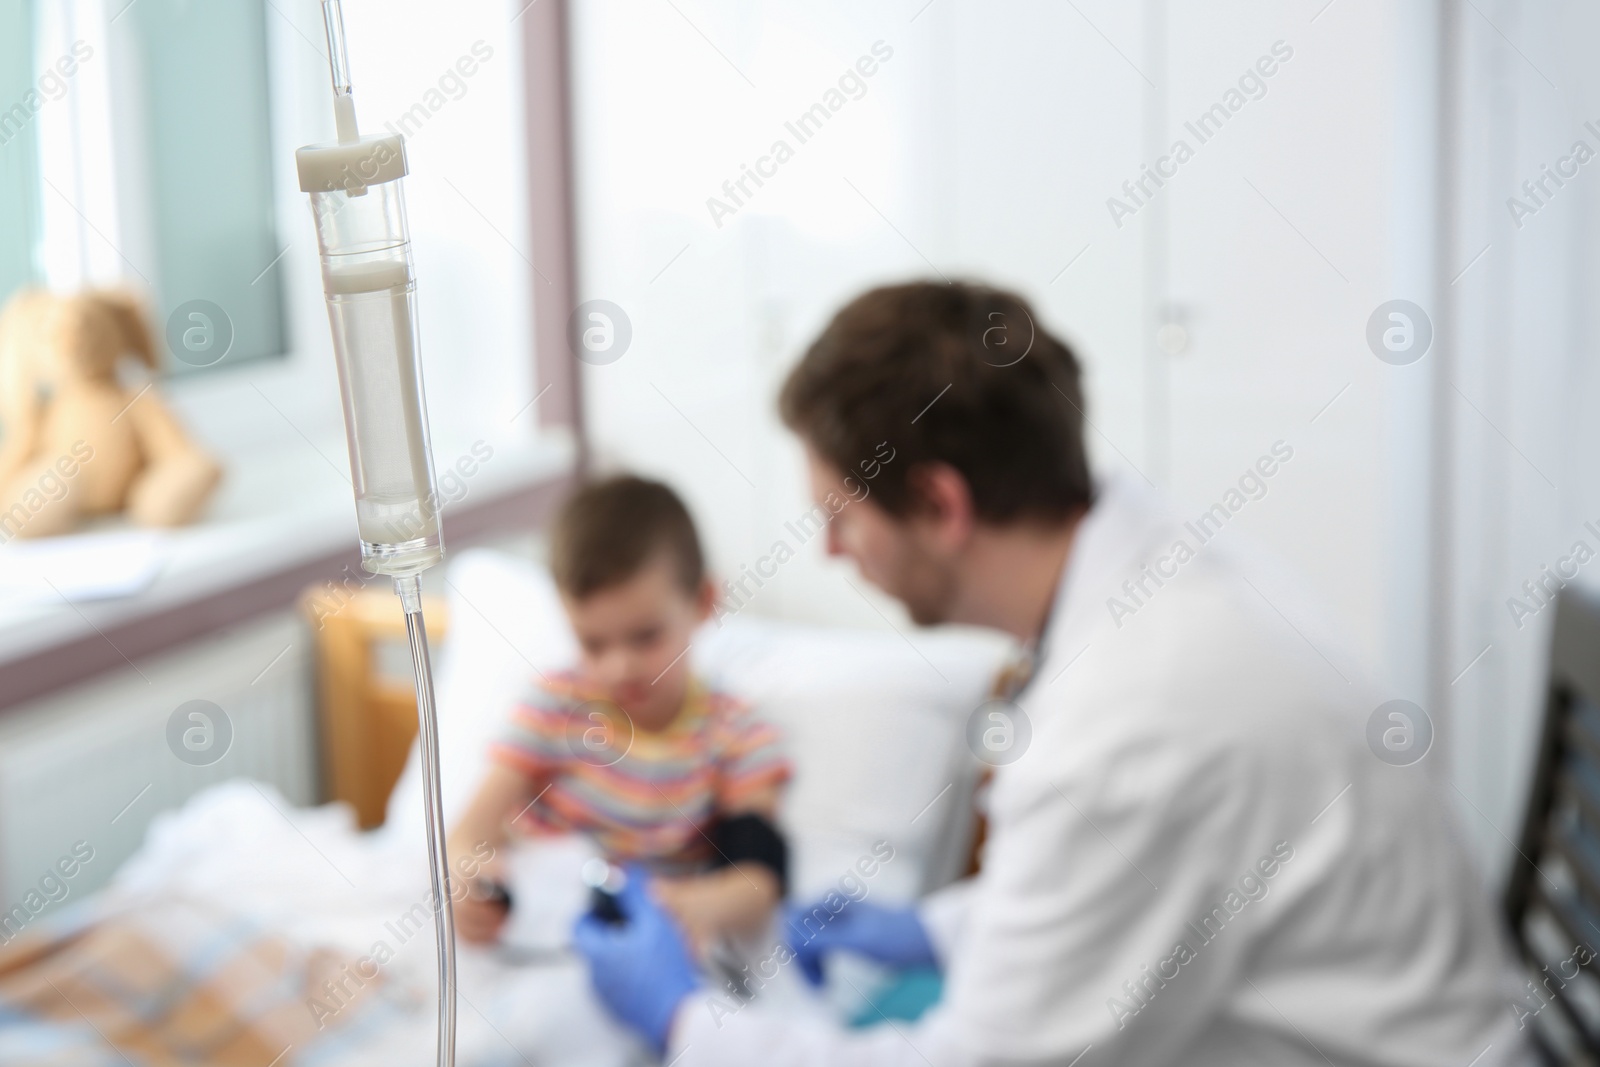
[906,462,976,548]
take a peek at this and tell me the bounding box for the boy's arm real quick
[713,777,785,904]
[447,762,532,863]
[712,779,786,919]
[655,781,787,951]
[653,864,780,954]
[720,780,781,821]
[447,763,536,944]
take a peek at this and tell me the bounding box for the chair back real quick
[1506,587,1600,1062]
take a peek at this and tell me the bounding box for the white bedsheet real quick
[110,779,647,1067]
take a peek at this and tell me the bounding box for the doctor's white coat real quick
[671,478,1532,1066]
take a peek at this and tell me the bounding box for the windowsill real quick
[0,428,576,700]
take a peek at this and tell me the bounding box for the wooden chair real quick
[1505,586,1600,1063]
[302,584,449,829]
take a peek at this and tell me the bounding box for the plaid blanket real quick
[0,783,642,1067]
[0,894,389,1067]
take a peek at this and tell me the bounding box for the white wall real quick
[0,613,315,910]
[1438,0,1600,873]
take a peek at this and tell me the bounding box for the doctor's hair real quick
[548,474,705,599]
[780,280,1093,523]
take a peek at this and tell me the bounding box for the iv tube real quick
[320,0,359,142]
[297,3,457,1065]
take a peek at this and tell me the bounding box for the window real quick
[23,0,285,373]
[118,0,286,372]
[0,0,40,301]
[4,0,540,471]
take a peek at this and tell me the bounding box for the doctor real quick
[573,282,1530,1065]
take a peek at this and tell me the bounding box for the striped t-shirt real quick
[488,671,790,871]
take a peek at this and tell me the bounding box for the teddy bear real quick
[0,288,222,540]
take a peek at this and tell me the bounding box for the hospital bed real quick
[0,547,1006,1066]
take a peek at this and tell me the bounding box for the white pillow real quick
[691,615,1006,901]
[383,548,1009,903]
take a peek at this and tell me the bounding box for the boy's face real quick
[562,556,713,731]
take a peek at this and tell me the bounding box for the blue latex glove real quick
[784,898,938,987]
[572,866,702,1054]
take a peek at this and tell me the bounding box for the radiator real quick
[0,611,318,916]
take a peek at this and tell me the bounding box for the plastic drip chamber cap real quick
[296,132,408,195]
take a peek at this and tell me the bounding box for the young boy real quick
[447,475,791,953]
